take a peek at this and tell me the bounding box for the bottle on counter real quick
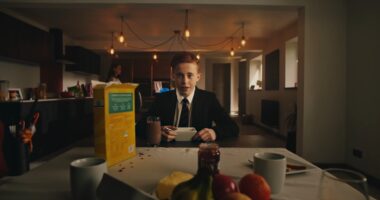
[36,83,47,99]
[171,143,220,200]
[0,80,10,101]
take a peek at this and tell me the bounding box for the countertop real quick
[0,97,93,103]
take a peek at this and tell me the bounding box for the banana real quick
[171,173,213,200]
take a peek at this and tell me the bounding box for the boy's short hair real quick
[170,52,199,70]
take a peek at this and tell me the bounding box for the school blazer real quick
[136,88,239,140]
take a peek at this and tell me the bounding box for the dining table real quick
[0,135,373,200]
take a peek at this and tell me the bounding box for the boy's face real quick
[172,62,200,97]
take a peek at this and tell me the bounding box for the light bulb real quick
[230,48,235,56]
[110,48,115,55]
[196,54,200,60]
[185,29,190,38]
[241,36,246,46]
[118,34,125,43]
[153,54,158,60]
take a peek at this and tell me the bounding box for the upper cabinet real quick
[65,45,100,75]
[0,12,49,64]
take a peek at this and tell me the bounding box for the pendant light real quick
[230,37,235,56]
[184,9,190,39]
[241,22,246,46]
[109,32,115,55]
[118,16,125,43]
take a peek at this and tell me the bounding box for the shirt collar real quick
[176,87,195,104]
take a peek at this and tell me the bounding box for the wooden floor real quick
[235,119,286,148]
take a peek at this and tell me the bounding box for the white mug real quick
[70,157,107,200]
[254,152,286,194]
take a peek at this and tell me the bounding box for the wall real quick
[301,0,347,163]
[62,66,99,90]
[245,22,298,137]
[346,0,380,179]
[0,60,40,98]
[285,38,298,88]
[197,57,206,90]
[205,57,239,114]
[0,60,40,88]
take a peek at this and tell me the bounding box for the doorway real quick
[238,60,247,116]
[212,63,231,113]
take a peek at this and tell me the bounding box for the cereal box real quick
[93,83,137,166]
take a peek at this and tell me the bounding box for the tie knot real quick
[182,98,188,105]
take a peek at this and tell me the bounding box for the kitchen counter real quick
[0,98,94,175]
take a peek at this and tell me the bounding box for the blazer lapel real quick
[191,88,200,126]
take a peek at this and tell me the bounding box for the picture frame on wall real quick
[8,88,23,101]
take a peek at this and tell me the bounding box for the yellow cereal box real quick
[93,83,137,166]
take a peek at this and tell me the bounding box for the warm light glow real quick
[108,32,115,55]
[153,53,158,60]
[230,48,235,56]
[241,36,246,46]
[196,53,200,60]
[185,29,190,39]
[184,9,190,39]
[118,33,125,43]
[118,16,125,44]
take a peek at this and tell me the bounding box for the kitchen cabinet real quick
[110,52,173,97]
[0,12,49,64]
[0,98,94,167]
[65,45,100,75]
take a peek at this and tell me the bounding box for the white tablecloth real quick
[0,147,373,200]
[108,147,322,200]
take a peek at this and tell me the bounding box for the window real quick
[285,37,298,88]
[249,55,263,90]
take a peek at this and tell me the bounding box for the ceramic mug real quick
[70,157,107,200]
[254,152,286,194]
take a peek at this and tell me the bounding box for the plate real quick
[175,127,197,141]
[285,157,317,175]
[248,157,317,175]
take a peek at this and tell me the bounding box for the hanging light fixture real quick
[109,32,115,55]
[241,22,246,47]
[230,37,235,56]
[118,16,125,43]
[184,9,190,39]
[196,53,200,60]
[153,53,158,60]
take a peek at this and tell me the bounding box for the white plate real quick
[175,127,197,141]
[248,157,318,175]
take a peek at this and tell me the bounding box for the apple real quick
[239,173,271,200]
[221,192,252,200]
[212,173,239,200]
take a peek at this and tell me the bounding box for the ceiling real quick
[1,2,299,54]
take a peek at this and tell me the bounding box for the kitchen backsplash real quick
[0,60,100,99]
[0,60,40,88]
[62,66,99,91]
